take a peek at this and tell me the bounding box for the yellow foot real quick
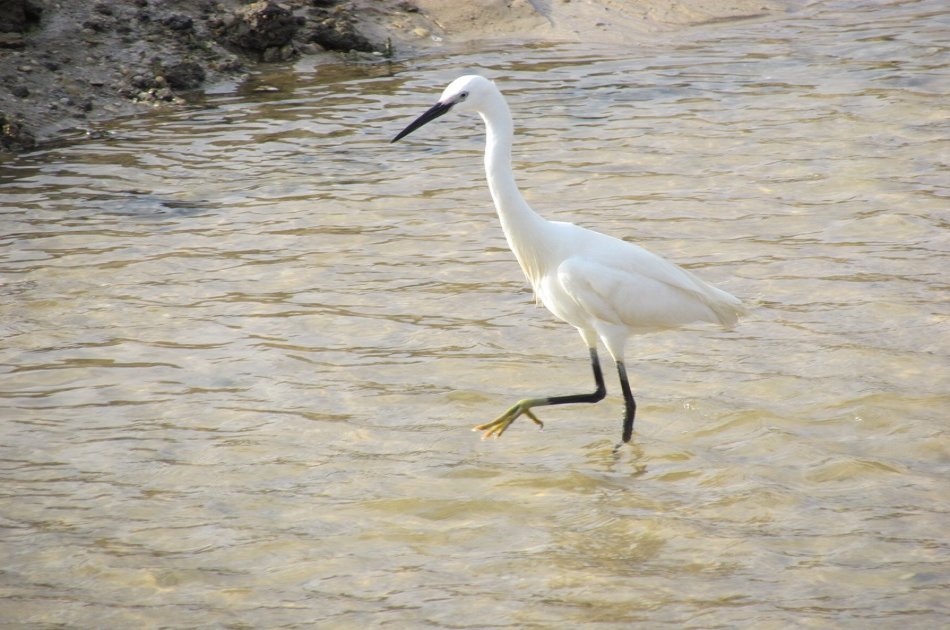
[473,399,546,439]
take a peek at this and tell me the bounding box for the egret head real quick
[391,75,496,143]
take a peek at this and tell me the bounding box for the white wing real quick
[550,224,745,333]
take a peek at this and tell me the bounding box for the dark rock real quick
[162,14,194,33]
[214,56,243,73]
[307,15,375,53]
[0,0,42,34]
[12,85,28,98]
[130,73,150,89]
[218,1,300,56]
[82,19,108,33]
[162,60,205,90]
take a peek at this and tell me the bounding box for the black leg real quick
[474,347,607,438]
[544,347,607,407]
[617,361,637,442]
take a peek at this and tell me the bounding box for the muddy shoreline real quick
[0,0,789,155]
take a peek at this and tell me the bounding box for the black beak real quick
[391,101,453,143]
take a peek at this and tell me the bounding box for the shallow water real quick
[1,0,948,627]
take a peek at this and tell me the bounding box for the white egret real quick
[392,75,746,442]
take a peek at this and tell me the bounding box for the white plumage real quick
[393,75,746,442]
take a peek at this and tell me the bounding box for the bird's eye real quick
[459,91,469,101]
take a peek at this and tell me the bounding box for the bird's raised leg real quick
[617,361,637,443]
[474,347,607,439]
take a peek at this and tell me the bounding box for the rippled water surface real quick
[2,1,948,626]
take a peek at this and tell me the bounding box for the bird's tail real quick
[702,285,747,330]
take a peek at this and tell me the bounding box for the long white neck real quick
[479,92,549,286]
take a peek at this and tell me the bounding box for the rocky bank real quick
[0,0,787,154]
